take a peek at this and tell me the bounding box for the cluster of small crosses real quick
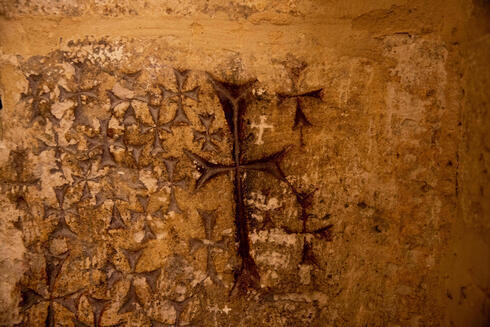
[15,59,328,326]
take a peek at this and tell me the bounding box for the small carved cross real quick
[284,189,333,267]
[20,74,56,126]
[107,90,148,127]
[86,119,126,168]
[95,186,129,230]
[192,113,224,152]
[156,158,188,214]
[57,63,99,126]
[150,297,195,327]
[129,194,164,243]
[71,296,112,327]
[278,89,321,146]
[189,209,228,287]
[159,69,199,128]
[20,250,83,327]
[103,248,161,314]
[34,129,77,176]
[140,104,172,155]
[250,115,273,145]
[43,184,78,239]
[71,160,104,202]
[278,61,322,146]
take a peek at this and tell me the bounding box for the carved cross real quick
[103,248,161,314]
[0,149,41,194]
[284,189,333,267]
[20,74,56,126]
[86,119,126,169]
[95,186,129,230]
[150,297,195,327]
[192,113,224,152]
[278,89,321,146]
[20,250,83,327]
[129,194,164,243]
[159,69,199,128]
[277,60,322,146]
[58,86,98,127]
[107,90,148,127]
[156,158,188,214]
[189,209,228,286]
[128,143,146,167]
[58,63,98,126]
[140,104,172,155]
[34,129,77,176]
[71,160,104,202]
[185,74,291,293]
[44,184,78,239]
[251,115,273,145]
[71,296,114,327]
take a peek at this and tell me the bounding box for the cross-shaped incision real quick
[44,184,78,239]
[20,74,57,126]
[189,209,228,287]
[72,160,104,202]
[129,194,164,243]
[150,297,195,327]
[95,187,129,230]
[156,158,188,214]
[192,113,224,152]
[72,296,118,327]
[184,74,291,293]
[58,63,99,127]
[159,69,199,129]
[278,63,322,147]
[102,248,161,314]
[20,250,83,327]
[0,149,41,195]
[107,90,147,127]
[86,118,126,169]
[34,128,77,176]
[140,104,172,155]
[286,189,333,267]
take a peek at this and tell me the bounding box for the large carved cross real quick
[185,74,290,293]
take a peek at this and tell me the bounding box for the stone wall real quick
[0,1,488,326]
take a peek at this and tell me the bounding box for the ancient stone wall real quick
[0,1,488,326]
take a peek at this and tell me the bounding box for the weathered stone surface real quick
[0,1,488,326]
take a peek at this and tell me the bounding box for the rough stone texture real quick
[0,1,488,326]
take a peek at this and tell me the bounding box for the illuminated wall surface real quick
[0,1,488,326]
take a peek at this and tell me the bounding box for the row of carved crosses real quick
[21,244,199,326]
[19,169,204,325]
[21,177,209,325]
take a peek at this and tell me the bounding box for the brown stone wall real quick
[0,1,488,326]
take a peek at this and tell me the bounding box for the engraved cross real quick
[159,69,199,128]
[185,74,290,293]
[189,209,228,286]
[20,250,83,327]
